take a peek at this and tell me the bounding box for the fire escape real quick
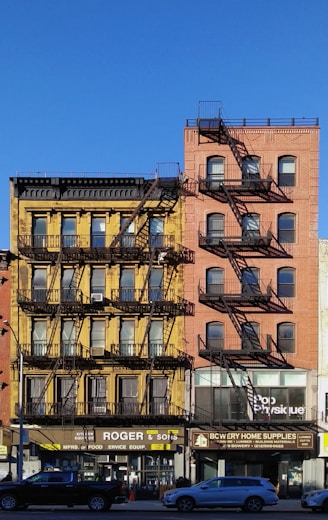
[17,174,195,425]
[195,107,294,420]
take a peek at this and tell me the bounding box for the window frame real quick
[278,155,296,187]
[277,267,295,297]
[278,213,296,243]
[277,322,295,353]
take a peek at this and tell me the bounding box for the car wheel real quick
[176,496,195,513]
[322,498,328,512]
[0,493,19,511]
[88,494,108,512]
[243,496,263,513]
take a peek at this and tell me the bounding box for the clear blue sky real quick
[1,0,327,248]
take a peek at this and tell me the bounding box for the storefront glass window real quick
[253,387,305,421]
[195,369,220,386]
[280,371,306,386]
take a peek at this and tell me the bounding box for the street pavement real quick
[111,498,303,512]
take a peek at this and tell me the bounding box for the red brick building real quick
[183,103,319,495]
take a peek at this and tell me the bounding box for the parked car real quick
[162,476,278,513]
[301,488,328,512]
[0,470,125,511]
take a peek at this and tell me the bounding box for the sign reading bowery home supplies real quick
[192,430,314,450]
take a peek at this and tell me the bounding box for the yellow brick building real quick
[8,171,194,490]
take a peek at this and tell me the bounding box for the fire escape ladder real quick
[221,184,247,226]
[139,247,158,301]
[163,318,175,353]
[110,178,160,248]
[140,357,156,414]
[31,357,61,413]
[47,249,63,298]
[220,354,252,419]
[219,118,249,170]
[138,300,157,358]
[220,240,248,282]
[220,297,248,337]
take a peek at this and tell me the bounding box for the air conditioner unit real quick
[98,455,110,463]
[91,346,105,357]
[91,293,103,303]
[115,455,128,463]
[93,405,107,415]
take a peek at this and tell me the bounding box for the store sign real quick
[253,394,305,417]
[192,430,314,450]
[30,427,183,451]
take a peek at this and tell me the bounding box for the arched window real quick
[206,156,225,187]
[241,267,260,295]
[242,213,260,239]
[241,322,260,350]
[278,156,296,186]
[206,268,224,294]
[277,322,295,353]
[277,268,295,297]
[206,321,224,350]
[278,213,296,243]
[207,213,224,244]
[242,155,260,184]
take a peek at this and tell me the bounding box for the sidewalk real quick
[112,498,303,512]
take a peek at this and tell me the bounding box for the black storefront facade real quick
[26,426,185,499]
[190,428,316,498]
[191,367,320,498]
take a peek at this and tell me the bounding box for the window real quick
[149,217,164,248]
[242,214,260,240]
[57,377,76,415]
[149,268,163,301]
[278,267,295,297]
[207,156,224,187]
[207,214,224,244]
[32,268,47,302]
[27,377,46,415]
[254,387,305,421]
[241,322,260,350]
[206,322,224,350]
[61,268,76,302]
[277,322,295,353]
[91,268,105,298]
[119,377,138,415]
[91,320,106,349]
[91,217,105,247]
[61,320,76,356]
[241,268,260,295]
[149,320,163,356]
[150,377,168,415]
[242,155,260,183]
[61,217,76,247]
[88,377,107,415]
[278,213,295,243]
[32,216,47,248]
[215,387,247,421]
[206,268,224,294]
[278,156,296,186]
[119,320,134,356]
[32,320,47,356]
[120,216,135,247]
[120,268,134,301]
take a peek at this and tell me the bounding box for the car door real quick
[221,478,244,505]
[195,478,226,506]
[25,472,74,505]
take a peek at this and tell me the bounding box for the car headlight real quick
[165,490,179,497]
